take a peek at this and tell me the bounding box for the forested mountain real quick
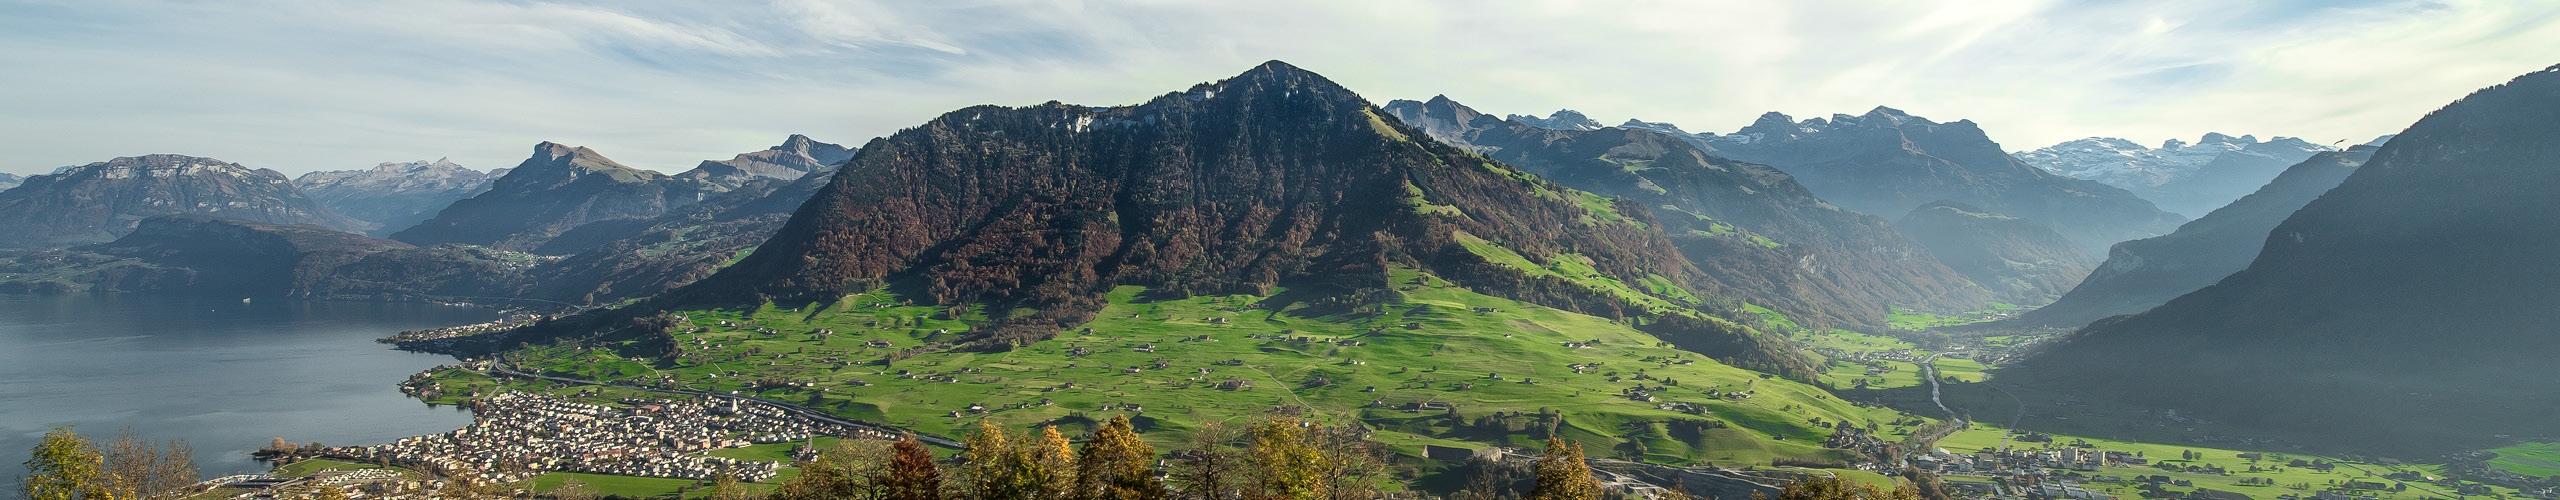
[2016,134,2334,217]
[625,61,1812,378]
[1624,108,2186,257]
[2017,64,2560,453]
[0,173,22,191]
[391,142,709,251]
[293,158,494,236]
[1384,95,1994,330]
[675,134,856,189]
[0,155,364,249]
[1894,201,2093,304]
[2020,145,2375,327]
[525,167,839,305]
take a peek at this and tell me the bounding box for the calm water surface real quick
[0,295,493,490]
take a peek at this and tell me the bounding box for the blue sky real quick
[2,0,2554,176]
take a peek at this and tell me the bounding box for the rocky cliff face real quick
[2016,134,2335,217]
[1385,95,1995,330]
[676,134,856,189]
[1625,108,2187,257]
[1894,201,2094,304]
[635,62,1812,378]
[2019,146,2374,327]
[293,158,494,236]
[2018,63,2560,454]
[391,143,708,251]
[0,155,364,249]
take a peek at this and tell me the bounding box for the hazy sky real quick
[3,0,2555,176]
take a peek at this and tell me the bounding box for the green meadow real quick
[2488,442,2560,477]
[495,267,1928,467]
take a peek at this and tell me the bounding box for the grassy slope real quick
[502,267,1923,466]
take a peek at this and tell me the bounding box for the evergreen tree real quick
[1074,416,1166,500]
[1525,436,1598,500]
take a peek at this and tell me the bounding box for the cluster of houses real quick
[334,392,887,484]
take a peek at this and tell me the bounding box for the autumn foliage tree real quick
[1525,436,1599,500]
[1073,416,1165,500]
[959,420,1048,500]
[883,436,944,500]
[21,426,110,500]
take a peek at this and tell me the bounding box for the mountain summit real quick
[677,134,857,189]
[391,142,708,251]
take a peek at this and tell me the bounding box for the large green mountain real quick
[1894,201,2093,304]
[1626,108,2186,257]
[1383,96,1994,330]
[2018,146,2375,327]
[2016,64,2560,454]
[392,142,710,251]
[0,155,365,248]
[634,61,1811,378]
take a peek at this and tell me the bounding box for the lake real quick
[0,295,493,490]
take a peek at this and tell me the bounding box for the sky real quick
[1,0,2556,176]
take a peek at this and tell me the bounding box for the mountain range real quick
[1623,108,2187,257]
[2019,145,2375,328]
[1384,95,1996,329]
[2018,63,2560,454]
[677,134,856,189]
[0,155,364,249]
[389,142,714,251]
[292,158,497,236]
[2015,134,2336,217]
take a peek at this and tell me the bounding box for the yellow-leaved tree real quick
[1072,416,1164,500]
[1525,436,1599,500]
[22,425,113,500]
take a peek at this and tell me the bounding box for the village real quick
[317,391,893,485]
